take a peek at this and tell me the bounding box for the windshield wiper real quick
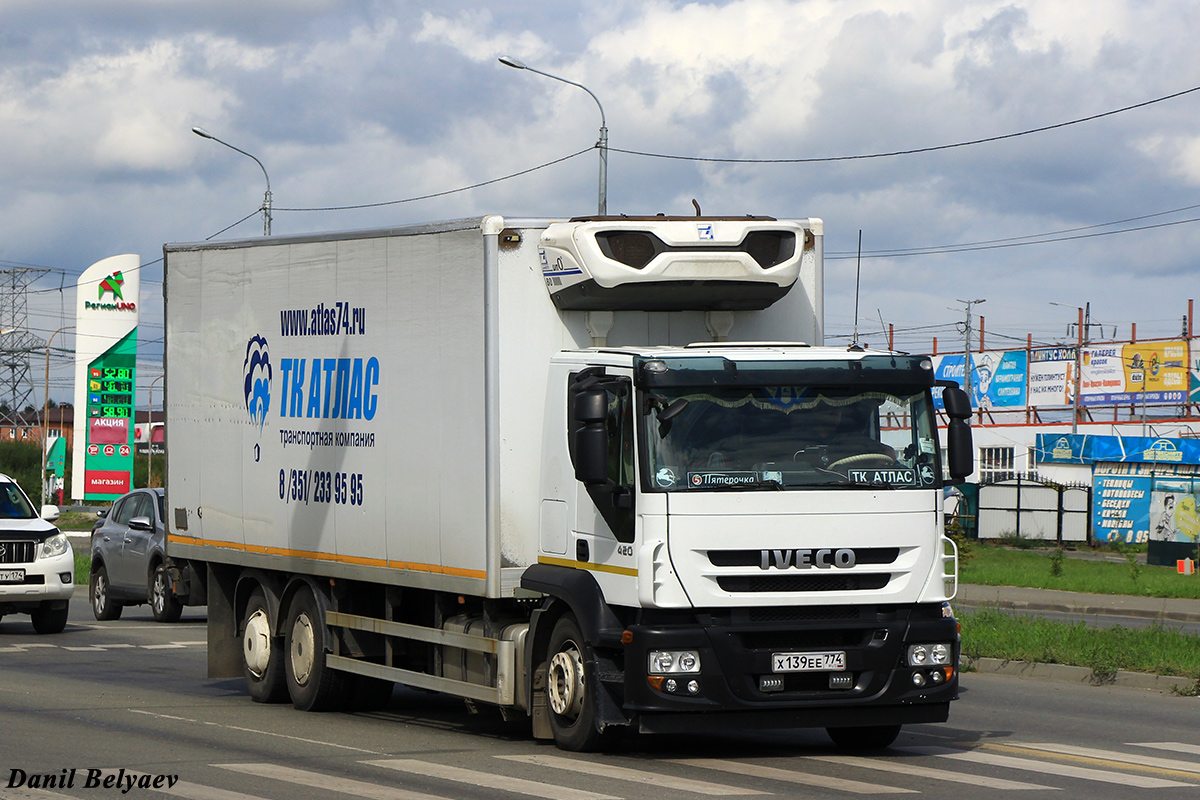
[815,478,896,490]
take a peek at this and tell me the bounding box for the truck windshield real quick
[642,384,941,491]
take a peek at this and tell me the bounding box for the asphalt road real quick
[2,593,1200,800]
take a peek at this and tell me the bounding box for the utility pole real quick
[955,298,985,401]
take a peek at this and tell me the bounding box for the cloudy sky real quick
[3,0,1200,403]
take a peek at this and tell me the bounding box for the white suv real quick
[0,474,72,633]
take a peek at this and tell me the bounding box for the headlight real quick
[39,532,69,560]
[648,650,701,675]
[907,643,952,667]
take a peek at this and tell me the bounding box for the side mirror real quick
[40,505,60,523]
[946,419,973,481]
[573,389,609,485]
[941,385,972,420]
[128,516,154,533]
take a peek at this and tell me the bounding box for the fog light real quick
[665,678,677,693]
[687,680,700,694]
[929,669,945,685]
[59,572,72,583]
[911,672,927,687]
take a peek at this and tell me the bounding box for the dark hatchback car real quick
[90,488,182,622]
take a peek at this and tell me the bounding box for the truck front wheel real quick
[545,614,615,752]
[284,587,347,711]
[242,588,287,703]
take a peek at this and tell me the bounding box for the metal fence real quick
[976,477,1091,544]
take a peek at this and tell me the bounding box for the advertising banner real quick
[1028,347,1074,406]
[1150,480,1200,543]
[933,351,1027,409]
[71,254,140,502]
[1092,474,1151,544]
[1079,340,1188,406]
[1036,433,1200,465]
[1191,338,1200,404]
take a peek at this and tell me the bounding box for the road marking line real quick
[90,770,267,800]
[62,646,108,651]
[141,644,187,649]
[1131,742,1200,757]
[904,746,1191,788]
[1008,743,1200,776]
[128,710,384,754]
[497,754,766,795]
[806,754,1053,790]
[671,758,914,794]
[367,758,620,800]
[216,763,445,800]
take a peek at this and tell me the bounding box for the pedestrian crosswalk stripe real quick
[1131,742,1200,757]
[1013,742,1200,776]
[215,763,443,800]
[89,769,268,800]
[0,786,77,800]
[906,746,1192,788]
[806,754,1052,790]
[368,758,619,800]
[671,758,915,794]
[497,754,767,796]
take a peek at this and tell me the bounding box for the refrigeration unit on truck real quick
[162,214,973,751]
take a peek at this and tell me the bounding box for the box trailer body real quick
[164,215,969,751]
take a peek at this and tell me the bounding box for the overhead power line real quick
[608,83,1200,164]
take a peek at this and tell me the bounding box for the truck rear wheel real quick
[826,724,902,749]
[90,564,122,621]
[150,564,183,623]
[545,614,616,752]
[242,588,287,703]
[284,587,347,711]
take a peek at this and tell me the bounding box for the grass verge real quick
[960,543,1200,599]
[960,607,1200,688]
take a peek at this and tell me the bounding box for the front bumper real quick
[0,547,75,611]
[619,603,958,732]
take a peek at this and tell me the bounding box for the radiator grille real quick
[0,540,35,564]
[717,573,890,593]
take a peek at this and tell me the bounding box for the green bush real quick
[0,440,46,504]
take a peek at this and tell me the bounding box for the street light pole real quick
[42,325,73,504]
[192,127,273,235]
[499,56,608,216]
[148,374,163,488]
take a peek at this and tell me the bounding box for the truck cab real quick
[526,345,969,749]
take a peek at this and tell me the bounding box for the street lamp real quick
[191,127,273,235]
[499,56,608,216]
[42,325,72,503]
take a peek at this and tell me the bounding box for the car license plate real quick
[772,651,846,673]
[0,569,25,584]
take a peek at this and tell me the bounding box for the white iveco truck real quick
[162,214,973,751]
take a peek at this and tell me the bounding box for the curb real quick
[955,584,1200,624]
[963,656,1198,694]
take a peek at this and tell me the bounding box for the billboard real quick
[933,351,1027,408]
[1079,340,1188,406]
[71,255,140,502]
[1092,474,1151,544]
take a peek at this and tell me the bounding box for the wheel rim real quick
[151,571,166,614]
[243,608,272,678]
[93,573,107,615]
[289,612,315,686]
[547,641,585,719]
